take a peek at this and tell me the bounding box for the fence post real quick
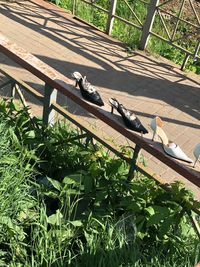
[181,38,199,70]
[140,0,159,50]
[106,0,117,35]
[72,0,77,15]
[181,53,190,70]
[127,144,141,181]
[11,81,16,98]
[43,83,57,125]
[193,37,200,61]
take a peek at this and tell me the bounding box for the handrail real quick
[0,65,166,186]
[0,33,199,187]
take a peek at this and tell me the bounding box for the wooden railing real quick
[0,33,199,187]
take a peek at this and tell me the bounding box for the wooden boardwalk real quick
[0,0,200,197]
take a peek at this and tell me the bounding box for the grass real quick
[49,0,200,74]
[0,98,199,266]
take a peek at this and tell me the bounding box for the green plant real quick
[0,98,199,266]
[49,0,200,74]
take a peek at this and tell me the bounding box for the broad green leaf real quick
[127,202,142,213]
[69,220,82,227]
[84,175,93,194]
[89,162,101,177]
[66,189,80,195]
[152,205,171,215]
[47,177,61,191]
[25,130,35,139]
[65,173,84,183]
[9,128,20,146]
[63,176,77,185]
[47,210,63,225]
[147,212,168,227]
[96,190,108,201]
[159,215,174,237]
[145,206,155,216]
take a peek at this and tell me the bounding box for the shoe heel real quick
[193,143,200,168]
[193,156,199,168]
[152,131,156,141]
[75,80,78,87]
[111,106,114,114]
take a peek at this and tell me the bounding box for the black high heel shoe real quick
[109,98,148,134]
[71,72,104,107]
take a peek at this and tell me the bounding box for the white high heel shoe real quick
[150,116,193,163]
[193,143,200,168]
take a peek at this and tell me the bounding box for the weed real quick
[0,98,199,266]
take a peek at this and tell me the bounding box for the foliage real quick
[49,0,200,74]
[0,98,199,266]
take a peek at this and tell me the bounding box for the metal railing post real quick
[43,83,57,125]
[180,38,199,71]
[140,0,159,50]
[127,144,141,181]
[181,53,190,70]
[72,0,77,15]
[106,0,117,35]
[193,38,200,62]
[11,81,16,98]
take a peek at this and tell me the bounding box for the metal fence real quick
[0,32,200,238]
[72,0,200,70]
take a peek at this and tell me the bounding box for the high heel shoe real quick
[193,143,200,168]
[109,98,148,134]
[71,72,104,107]
[150,116,193,163]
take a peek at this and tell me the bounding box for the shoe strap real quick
[83,76,96,93]
[119,104,136,119]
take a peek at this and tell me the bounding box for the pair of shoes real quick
[71,72,148,134]
[109,98,148,134]
[71,72,104,107]
[150,116,199,164]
